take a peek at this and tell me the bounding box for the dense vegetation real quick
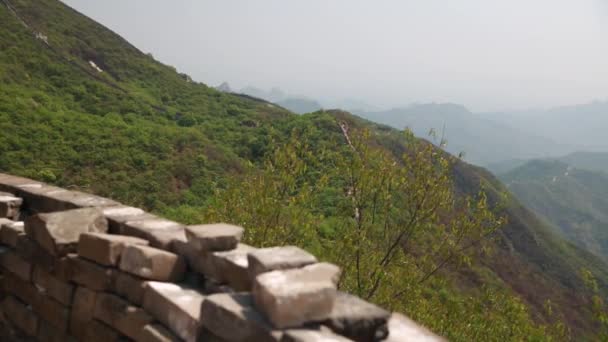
[1,0,608,340]
[501,159,608,260]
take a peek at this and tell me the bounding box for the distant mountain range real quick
[216,84,323,114]
[485,101,608,152]
[354,103,575,166]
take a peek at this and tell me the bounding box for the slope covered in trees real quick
[501,159,608,261]
[1,0,607,340]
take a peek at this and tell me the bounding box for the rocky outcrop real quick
[0,173,444,341]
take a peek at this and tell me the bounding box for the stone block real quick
[384,313,445,342]
[77,232,148,266]
[142,281,205,342]
[119,244,186,281]
[94,292,154,341]
[33,267,75,306]
[0,194,22,220]
[70,256,115,291]
[83,319,127,342]
[38,319,77,342]
[102,205,150,234]
[198,328,230,342]
[1,296,39,337]
[0,173,41,192]
[248,246,317,279]
[25,208,108,256]
[201,293,279,342]
[112,270,148,306]
[282,328,354,342]
[34,294,70,332]
[139,323,181,342]
[16,183,118,213]
[70,286,98,339]
[185,223,243,252]
[252,262,341,328]
[119,216,186,249]
[15,235,56,272]
[2,272,40,306]
[322,292,390,341]
[0,249,33,281]
[207,243,258,291]
[0,220,24,247]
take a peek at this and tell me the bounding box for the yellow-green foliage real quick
[200,125,568,341]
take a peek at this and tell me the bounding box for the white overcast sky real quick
[61,0,607,112]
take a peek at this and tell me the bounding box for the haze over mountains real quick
[4,0,608,339]
[222,86,608,167]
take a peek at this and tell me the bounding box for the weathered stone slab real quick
[112,270,148,306]
[323,292,390,341]
[139,323,182,342]
[0,194,22,220]
[0,173,44,195]
[198,328,231,342]
[119,244,186,281]
[142,281,205,342]
[205,243,258,291]
[185,223,244,252]
[1,295,39,337]
[33,267,75,306]
[38,319,77,342]
[77,232,148,266]
[33,294,70,332]
[282,328,354,342]
[119,216,186,249]
[248,246,317,279]
[14,235,55,272]
[0,248,33,281]
[94,292,154,341]
[69,255,115,291]
[17,183,118,213]
[384,313,445,342]
[201,293,279,342]
[102,205,150,234]
[2,272,40,306]
[171,239,203,273]
[25,207,108,256]
[70,286,98,339]
[52,255,74,282]
[83,319,127,342]
[252,262,341,328]
[0,220,24,247]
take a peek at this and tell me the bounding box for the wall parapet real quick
[0,173,443,341]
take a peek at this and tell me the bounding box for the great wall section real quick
[0,172,443,341]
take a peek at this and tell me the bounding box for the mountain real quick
[239,86,322,114]
[215,81,233,93]
[485,101,608,152]
[500,159,608,260]
[488,152,608,175]
[240,86,286,103]
[275,97,322,114]
[355,103,571,166]
[1,0,607,339]
[559,152,608,175]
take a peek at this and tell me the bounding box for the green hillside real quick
[1,0,608,340]
[501,159,608,260]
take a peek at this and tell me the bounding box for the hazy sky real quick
[61,0,607,112]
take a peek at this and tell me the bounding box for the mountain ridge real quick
[1,0,607,338]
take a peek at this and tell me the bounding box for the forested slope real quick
[1,0,607,339]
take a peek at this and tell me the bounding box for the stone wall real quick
[0,173,443,342]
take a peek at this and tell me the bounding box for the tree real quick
[328,124,505,303]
